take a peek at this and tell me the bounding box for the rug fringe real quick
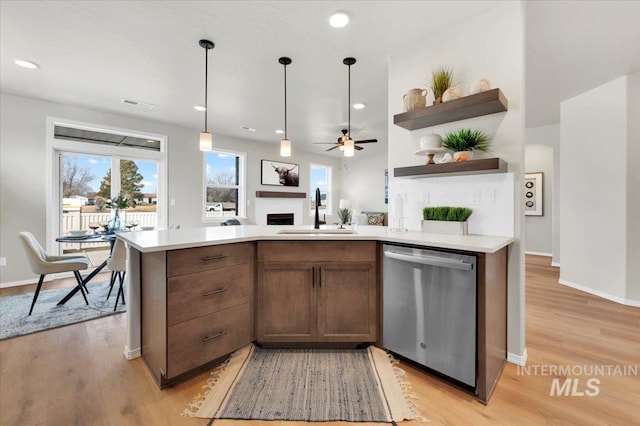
[181,356,232,417]
[386,352,429,423]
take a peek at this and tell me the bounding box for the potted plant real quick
[337,208,352,229]
[422,206,472,235]
[442,129,489,162]
[430,66,453,104]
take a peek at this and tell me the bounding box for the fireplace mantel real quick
[255,191,306,198]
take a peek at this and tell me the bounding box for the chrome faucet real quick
[314,187,321,229]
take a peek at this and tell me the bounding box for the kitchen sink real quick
[276,228,355,235]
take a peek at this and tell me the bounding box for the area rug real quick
[0,280,125,340]
[184,344,426,424]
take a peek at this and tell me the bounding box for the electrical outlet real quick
[247,199,251,206]
[422,192,430,204]
[484,189,496,205]
[0,257,6,267]
[470,190,481,205]
[170,199,176,206]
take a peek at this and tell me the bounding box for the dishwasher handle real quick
[384,250,474,271]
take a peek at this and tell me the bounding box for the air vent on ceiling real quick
[121,98,155,109]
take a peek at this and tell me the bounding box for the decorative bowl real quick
[141,226,155,231]
[69,230,88,236]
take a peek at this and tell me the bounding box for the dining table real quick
[55,233,118,305]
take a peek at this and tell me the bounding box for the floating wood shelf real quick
[394,158,507,178]
[255,191,306,198]
[393,88,508,130]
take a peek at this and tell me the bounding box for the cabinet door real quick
[256,263,317,342]
[317,262,377,342]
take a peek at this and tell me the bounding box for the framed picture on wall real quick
[261,160,300,187]
[524,172,543,216]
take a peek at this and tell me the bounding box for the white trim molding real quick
[559,279,640,307]
[507,348,528,366]
[123,346,141,360]
[551,261,560,268]
[524,251,552,257]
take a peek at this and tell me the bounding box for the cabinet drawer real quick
[167,303,251,378]
[258,241,376,263]
[167,264,252,326]
[167,242,252,277]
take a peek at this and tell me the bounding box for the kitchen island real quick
[118,225,513,402]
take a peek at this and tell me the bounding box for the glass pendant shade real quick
[280,138,291,157]
[343,138,355,157]
[199,132,213,151]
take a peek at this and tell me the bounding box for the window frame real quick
[309,163,333,216]
[203,148,247,223]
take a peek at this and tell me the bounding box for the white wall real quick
[524,144,554,256]
[626,72,640,301]
[387,2,526,358]
[559,76,631,303]
[339,148,388,214]
[525,124,560,265]
[0,93,341,285]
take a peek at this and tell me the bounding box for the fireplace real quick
[267,213,294,225]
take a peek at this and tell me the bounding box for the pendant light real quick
[199,39,215,151]
[343,57,356,157]
[279,57,292,157]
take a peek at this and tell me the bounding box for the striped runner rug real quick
[184,344,424,423]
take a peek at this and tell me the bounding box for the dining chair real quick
[106,238,127,311]
[19,231,91,315]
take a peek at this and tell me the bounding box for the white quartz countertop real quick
[117,225,513,254]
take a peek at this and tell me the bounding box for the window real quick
[309,163,332,215]
[204,149,246,220]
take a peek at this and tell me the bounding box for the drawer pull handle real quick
[202,288,227,297]
[202,254,227,262]
[203,331,227,342]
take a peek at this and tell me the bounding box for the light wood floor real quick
[1,255,638,425]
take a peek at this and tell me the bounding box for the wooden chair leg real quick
[28,274,46,316]
[73,271,89,305]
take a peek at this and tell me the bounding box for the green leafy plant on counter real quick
[442,129,490,152]
[423,206,473,222]
[337,208,352,225]
[430,66,453,101]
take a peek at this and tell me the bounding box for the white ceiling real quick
[1,1,639,157]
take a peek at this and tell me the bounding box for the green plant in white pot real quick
[442,129,489,162]
[422,206,473,235]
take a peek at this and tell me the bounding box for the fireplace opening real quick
[267,213,294,225]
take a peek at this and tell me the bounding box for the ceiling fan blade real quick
[313,142,339,145]
[355,139,378,144]
[354,145,364,151]
[325,145,339,152]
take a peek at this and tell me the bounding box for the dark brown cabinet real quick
[256,241,377,344]
[140,242,254,388]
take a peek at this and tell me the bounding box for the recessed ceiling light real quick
[353,103,365,109]
[14,59,39,69]
[329,12,349,28]
[194,105,206,111]
[240,126,257,132]
[275,129,284,134]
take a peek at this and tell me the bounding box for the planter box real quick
[421,220,468,235]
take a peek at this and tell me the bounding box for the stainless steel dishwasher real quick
[383,244,477,387]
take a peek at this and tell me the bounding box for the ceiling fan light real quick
[343,138,355,157]
[280,138,291,157]
[199,132,213,151]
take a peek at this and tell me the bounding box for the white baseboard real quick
[123,345,141,360]
[525,251,552,257]
[507,348,528,366]
[559,278,640,307]
[0,276,54,289]
[551,261,560,268]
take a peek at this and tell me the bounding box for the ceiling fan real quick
[314,57,378,155]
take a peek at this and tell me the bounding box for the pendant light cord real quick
[284,63,288,140]
[347,62,351,139]
[204,47,209,132]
